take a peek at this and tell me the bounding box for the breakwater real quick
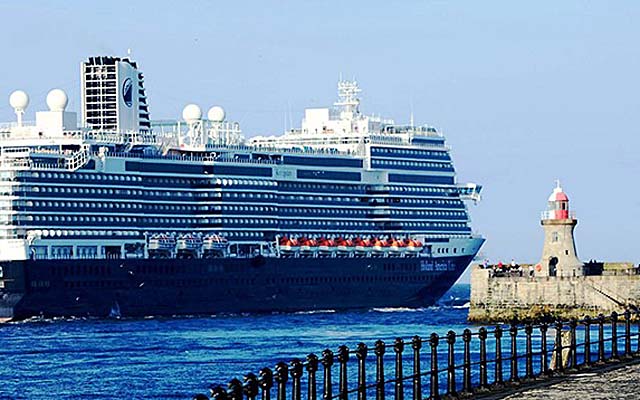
[469,264,640,323]
[195,310,640,400]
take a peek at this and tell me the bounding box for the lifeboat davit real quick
[148,234,176,252]
[176,234,203,251]
[203,234,228,251]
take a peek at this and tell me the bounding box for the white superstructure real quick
[0,56,483,263]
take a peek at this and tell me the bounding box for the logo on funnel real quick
[122,78,133,108]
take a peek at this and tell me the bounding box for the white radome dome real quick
[9,90,29,111]
[182,104,202,122]
[46,89,68,112]
[207,106,226,122]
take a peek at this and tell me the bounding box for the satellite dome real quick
[46,89,68,112]
[9,90,29,111]
[207,106,226,122]
[182,104,202,122]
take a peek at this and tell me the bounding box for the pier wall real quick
[469,265,640,322]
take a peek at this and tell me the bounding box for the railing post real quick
[210,386,228,400]
[337,345,350,400]
[597,314,605,363]
[446,331,457,396]
[569,318,578,369]
[374,340,385,400]
[394,338,405,400]
[624,309,632,358]
[429,333,440,400]
[494,326,503,386]
[290,359,303,400]
[611,311,619,360]
[229,378,243,400]
[259,368,273,400]
[540,323,549,376]
[553,321,563,373]
[306,354,319,400]
[356,343,368,400]
[478,328,488,388]
[275,362,289,400]
[524,324,533,379]
[509,322,519,382]
[583,316,592,367]
[462,329,472,393]
[411,336,422,400]
[244,373,260,400]
[322,349,334,400]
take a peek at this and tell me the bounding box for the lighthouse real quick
[537,181,583,277]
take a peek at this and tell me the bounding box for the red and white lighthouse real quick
[537,181,583,277]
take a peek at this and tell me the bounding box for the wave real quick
[370,307,430,313]
[293,309,337,315]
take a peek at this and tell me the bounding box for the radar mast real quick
[334,80,361,120]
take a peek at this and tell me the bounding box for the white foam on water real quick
[293,309,337,315]
[370,307,429,313]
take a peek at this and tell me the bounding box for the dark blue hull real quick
[0,255,473,320]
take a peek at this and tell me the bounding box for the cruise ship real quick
[0,56,484,320]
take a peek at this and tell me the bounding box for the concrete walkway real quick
[496,360,640,399]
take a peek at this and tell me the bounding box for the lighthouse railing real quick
[541,210,576,220]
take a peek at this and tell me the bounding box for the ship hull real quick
[0,255,473,320]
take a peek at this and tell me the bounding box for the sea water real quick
[1,285,475,399]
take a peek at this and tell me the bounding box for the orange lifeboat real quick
[371,237,387,254]
[317,237,334,255]
[300,237,318,255]
[353,237,371,255]
[335,237,353,254]
[389,237,407,254]
[299,237,311,253]
[279,236,298,254]
[405,238,424,255]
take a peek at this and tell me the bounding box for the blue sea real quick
[1,285,477,399]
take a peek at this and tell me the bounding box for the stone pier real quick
[469,263,640,323]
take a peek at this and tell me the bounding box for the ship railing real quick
[0,121,36,132]
[368,135,450,150]
[0,126,162,146]
[0,158,31,170]
[105,151,278,165]
[209,143,357,158]
[196,310,640,400]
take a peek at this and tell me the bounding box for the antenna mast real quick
[334,80,361,120]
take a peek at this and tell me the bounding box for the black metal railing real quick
[194,310,640,400]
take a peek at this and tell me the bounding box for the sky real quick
[0,1,639,266]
